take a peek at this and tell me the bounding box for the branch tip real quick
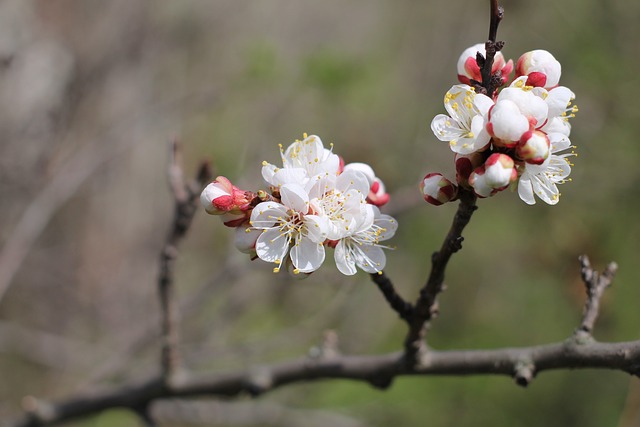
[576,255,618,337]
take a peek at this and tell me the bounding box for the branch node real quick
[576,255,618,337]
[244,367,274,397]
[21,395,54,422]
[369,272,414,323]
[309,330,341,360]
[514,361,535,388]
[134,403,158,427]
[368,375,394,390]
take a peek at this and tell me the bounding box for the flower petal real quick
[517,175,536,205]
[336,169,370,195]
[290,237,325,273]
[255,227,290,263]
[354,245,386,273]
[280,184,310,213]
[304,214,329,243]
[334,240,357,276]
[250,202,287,228]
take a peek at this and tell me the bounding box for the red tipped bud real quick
[517,130,550,165]
[515,50,561,89]
[455,152,485,188]
[469,154,517,198]
[457,43,513,86]
[420,173,458,206]
[201,176,252,215]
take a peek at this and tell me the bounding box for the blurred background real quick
[0,0,639,426]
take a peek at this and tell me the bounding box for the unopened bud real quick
[516,50,561,89]
[455,152,485,187]
[486,100,531,147]
[517,130,550,165]
[469,154,517,197]
[201,176,251,215]
[457,43,513,86]
[420,173,458,206]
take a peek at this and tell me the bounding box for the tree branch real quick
[9,338,640,427]
[404,188,477,362]
[159,140,212,382]
[576,255,618,338]
[369,272,413,323]
[478,0,505,97]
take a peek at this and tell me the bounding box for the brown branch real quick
[576,255,618,338]
[404,188,477,363]
[159,141,212,382]
[9,338,640,427]
[478,0,505,97]
[369,272,413,323]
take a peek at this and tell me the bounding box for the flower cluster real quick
[423,44,577,205]
[201,134,397,276]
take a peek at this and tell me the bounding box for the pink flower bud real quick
[420,173,458,206]
[517,130,550,165]
[367,178,390,206]
[455,152,485,187]
[468,154,517,197]
[516,50,561,89]
[457,43,513,86]
[200,176,251,215]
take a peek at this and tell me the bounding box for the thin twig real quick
[478,0,505,97]
[369,272,413,323]
[576,255,618,337]
[159,140,212,382]
[404,188,477,363]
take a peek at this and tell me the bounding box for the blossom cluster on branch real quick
[422,44,578,205]
[201,134,398,276]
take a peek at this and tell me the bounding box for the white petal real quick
[334,241,357,276]
[280,184,310,213]
[547,132,571,152]
[315,151,340,176]
[255,227,290,263]
[250,202,287,228]
[431,114,462,142]
[290,237,325,273]
[498,87,548,127]
[304,214,329,243]
[261,163,278,186]
[343,162,375,186]
[305,173,336,199]
[342,188,367,213]
[517,175,536,205]
[546,86,574,118]
[354,204,376,232]
[355,245,386,273]
[234,226,261,254]
[548,155,572,181]
[489,100,529,141]
[542,117,571,136]
[376,215,398,241]
[531,175,560,205]
[271,167,309,187]
[336,169,370,195]
[474,93,495,115]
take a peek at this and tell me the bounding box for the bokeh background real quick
[1,0,639,426]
